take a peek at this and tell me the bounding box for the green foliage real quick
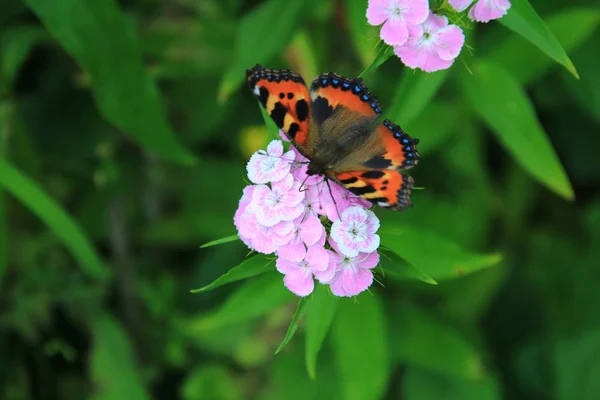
[2,0,600,399]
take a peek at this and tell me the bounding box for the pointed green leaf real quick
[358,45,394,78]
[332,293,389,400]
[305,284,339,379]
[380,225,501,280]
[386,68,450,125]
[218,0,306,102]
[379,248,437,285]
[23,0,195,165]
[500,0,579,78]
[260,104,280,140]
[275,298,308,354]
[461,60,574,200]
[189,273,295,331]
[191,255,273,293]
[200,234,240,249]
[0,158,108,281]
[490,8,600,86]
[90,313,150,400]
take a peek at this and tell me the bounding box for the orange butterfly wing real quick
[336,170,414,210]
[309,72,382,124]
[365,120,420,170]
[246,64,311,147]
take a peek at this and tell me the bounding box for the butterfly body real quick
[246,64,420,210]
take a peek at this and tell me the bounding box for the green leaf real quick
[393,306,484,380]
[188,272,295,331]
[260,103,280,140]
[181,365,242,400]
[23,0,195,165]
[386,68,450,126]
[332,293,389,400]
[379,248,438,285]
[0,158,109,281]
[305,284,338,379]
[344,0,379,68]
[200,234,240,248]
[461,60,574,200]
[380,225,501,280]
[218,0,306,102]
[275,298,308,354]
[404,368,501,400]
[90,313,150,400]
[191,255,273,293]
[0,26,47,95]
[499,0,579,78]
[490,8,600,86]
[358,45,394,78]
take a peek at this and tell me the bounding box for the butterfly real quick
[246,64,420,210]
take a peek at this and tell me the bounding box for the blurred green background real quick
[1,0,600,399]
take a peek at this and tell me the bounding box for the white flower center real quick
[345,220,367,242]
[260,155,279,173]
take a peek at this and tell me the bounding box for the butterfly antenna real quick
[325,178,342,220]
[299,173,311,192]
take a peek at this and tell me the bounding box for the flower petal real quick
[380,18,409,46]
[298,216,325,246]
[305,245,330,273]
[401,0,430,25]
[283,269,315,297]
[341,267,374,297]
[435,25,465,61]
[277,240,307,262]
[449,0,474,12]
[366,0,392,26]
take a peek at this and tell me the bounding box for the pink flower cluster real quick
[234,139,381,298]
[366,0,511,72]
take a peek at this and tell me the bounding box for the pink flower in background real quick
[394,13,465,72]
[278,215,326,262]
[449,0,511,22]
[247,140,295,184]
[330,206,380,257]
[276,245,335,296]
[252,174,305,227]
[366,0,430,46]
[327,239,380,297]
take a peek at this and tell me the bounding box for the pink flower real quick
[327,239,380,297]
[323,181,372,221]
[366,0,430,46]
[330,206,380,257]
[276,245,335,296]
[247,140,295,184]
[394,13,465,72]
[234,185,296,254]
[277,215,326,262]
[251,174,305,227]
[289,146,320,187]
[448,0,511,22]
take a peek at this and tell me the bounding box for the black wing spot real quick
[349,185,377,196]
[311,96,333,125]
[361,170,385,179]
[287,92,294,99]
[296,99,309,122]
[258,87,269,107]
[339,176,358,185]
[270,102,287,128]
[279,92,285,99]
[288,122,300,139]
[364,155,392,169]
